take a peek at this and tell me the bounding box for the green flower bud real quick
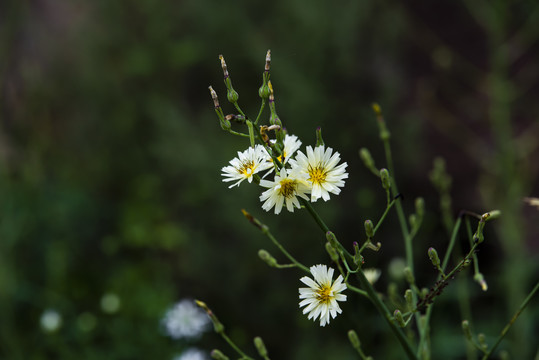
[409,214,417,229]
[478,333,488,351]
[428,247,441,268]
[359,148,374,167]
[415,197,425,218]
[325,231,339,250]
[404,289,414,311]
[259,83,271,99]
[258,249,277,268]
[482,210,501,221]
[348,329,361,350]
[364,220,374,238]
[325,242,340,262]
[474,273,488,291]
[403,267,415,285]
[211,349,230,360]
[254,336,268,357]
[461,320,472,341]
[380,168,391,190]
[316,127,324,147]
[394,309,406,327]
[227,88,239,103]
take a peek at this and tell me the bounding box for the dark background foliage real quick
[1,0,538,359]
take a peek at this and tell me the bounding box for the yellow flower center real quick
[315,284,332,304]
[239,161,255,177]
[278,179,297,198]
[308,165,327,185]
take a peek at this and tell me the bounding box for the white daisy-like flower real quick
[259,168,310,214]
[299,264,347,327]
[266,134,302,168]
[161,299,211,340]
[363,268,382,284]
[291,145,348,202]
[221,145,273,188]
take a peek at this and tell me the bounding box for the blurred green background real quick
[1,0,538,359]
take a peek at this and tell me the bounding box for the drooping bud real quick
[364,220,374,238]
[380,168,391,190]
[253,336,268,358]
[195,300,224,334]
[394,310,406,327]
[474,273,488,291]
[258,249,277,268]
[211,349,230,360]
[348,329,361,350]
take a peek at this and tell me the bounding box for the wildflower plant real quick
[197,51,539,360]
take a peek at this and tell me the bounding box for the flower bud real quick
[404,289,414,311]
[325,231,339,250]
[258,249,277,268]
[259,83,271,99]
[211,349,230,360]
[359,148,375,168]
[409,214,417,229]
[415,197,425,218]
[380,168,391,190]
[478,333,488,350]
[195,300,224,334]
[325,242,340,262]
[316,127,324,147]
[348,329,361,350]
[394,310,406,327]
[352,241,364,266]
[482,210,501,221]
[461,320,472,341]
[474,273,488,291]
[364,220,374,238]
[428,247,441,268]
[227,88,239,103]
[403,267,415,285]
[254,336,268,358]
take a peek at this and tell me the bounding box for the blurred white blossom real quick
[173,348,209,360]
[40,309,62,333]
[162,299,210,340]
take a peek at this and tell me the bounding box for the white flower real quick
[299,264,347,327]
[40,309,62,333]
[173,348,209,360]
[162,299,210,340]
[291,145,348,202]
[265,134,302,169]
[221,145,273,188]
[363,268,381,284]
[259,168,310,214]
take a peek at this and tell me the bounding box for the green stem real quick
[262,227,310,273]
[221,332,254,360]
[356,269,418,360]
[373,196,399,235]
[481,281,539,360]
[254,99,267,125]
